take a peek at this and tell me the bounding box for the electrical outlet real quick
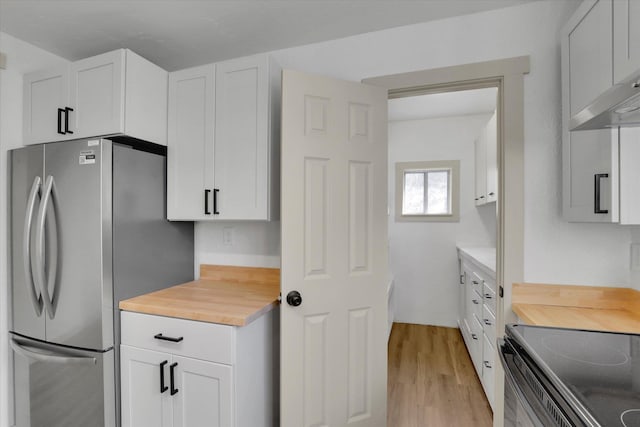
[223,227,234,246]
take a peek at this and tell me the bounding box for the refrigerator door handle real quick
[10,337,97,365]
[34,175,58,319]
[24,176,44,316]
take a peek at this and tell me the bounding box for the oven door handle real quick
[498,339,546,427]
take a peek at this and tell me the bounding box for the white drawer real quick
[470,272,483,295]
[120,311,235,365]
[483,275,496,293]
[483,282,496,315]
[482,333,495,407]
[482,304,496,347]
[470,289,483,321]
[471,315,483,375]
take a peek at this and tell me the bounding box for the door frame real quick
[364,56,529,427]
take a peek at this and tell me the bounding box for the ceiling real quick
[0,0,539,71]
[388,87,498,122]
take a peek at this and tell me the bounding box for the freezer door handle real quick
[34,175,59,319]
[23,176,44,316]
[10,337,96,365]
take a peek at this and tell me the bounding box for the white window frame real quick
[395,160,460,222]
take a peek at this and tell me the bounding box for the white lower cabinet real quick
[457,248,496,410]
[120,310,277,427]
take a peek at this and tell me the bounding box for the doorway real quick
[364,56,529,427]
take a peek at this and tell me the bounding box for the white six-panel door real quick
[280,69,388,427]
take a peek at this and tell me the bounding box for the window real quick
[395,160,460,222]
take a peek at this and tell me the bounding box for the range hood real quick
[570,72,640,131]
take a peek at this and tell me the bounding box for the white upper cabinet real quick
[23,49,168,145]
[613,0,640,84]
[23,65,70,143]
[167,54,280,221]
[562,129,619,222]
[167,64,216,221]
[566,0,613,116]
[485,112,498,204]
[474,127,487,206]
[474,111,497,207]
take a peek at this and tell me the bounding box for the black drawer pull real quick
[483,319,492,326]
[213,188,220,215]
[204,189,211,215]
[484,361,492,369]
[64,107,74,134]
[170,362,179,395]
[484,293,493,299]
[159,360,168,393]
[154,333,183,343]
[57,108,65,134]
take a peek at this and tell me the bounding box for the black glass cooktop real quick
[507,324,640,427]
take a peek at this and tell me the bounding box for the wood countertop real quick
[512,283,640,333]
[119,265,280,326]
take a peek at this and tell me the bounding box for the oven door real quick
[499,338,570,427]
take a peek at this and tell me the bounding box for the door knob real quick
[286,291,302,307]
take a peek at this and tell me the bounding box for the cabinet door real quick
[69,50,125,138]
[120,345,172,427]
[167,65,215,220]
[23,66,70,145]
[485,112,498,204]
[567,0,613,116]
[474,129,487,206]
[562,129,619,222]
[172,356,233,427]
[214,55,271,220]
[614,0,640,84]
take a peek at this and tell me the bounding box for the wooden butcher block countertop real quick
[119,265,280,326]
[512,282,640,333]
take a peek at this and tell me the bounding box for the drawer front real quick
[483,275,496,293]
[482,304,496,347]
[482,333,495,407]
[120,311,234,365]
[483,282,496,315]
[470,290,483,321]
[470,272,483,295]
[471,315,484,375]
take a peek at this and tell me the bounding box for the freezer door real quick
[41,139,113,350]
[11,333,115,427]
[11,145,46,341]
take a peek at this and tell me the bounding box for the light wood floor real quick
[387,323,493,427]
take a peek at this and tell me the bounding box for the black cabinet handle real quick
[204,189,211,215]
[471,333,478,340]
[484,293,493,299]
[154,333,184,343]
[472,299,479,305]
[489,192,495,196]
[483,319,492,326]
[64,107,73,134]
[594,173,609,214]
[159,360,168,393]
[213,188,220,215]
[170,362,179,395]
[57,109,65,135]
[484,361,492,369]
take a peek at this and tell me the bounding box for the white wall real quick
[0,31,69,427]
[389,114,496,327]
[203,0,634,289]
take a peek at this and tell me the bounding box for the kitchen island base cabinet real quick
[120,309,278,427]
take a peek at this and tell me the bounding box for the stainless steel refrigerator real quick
[9,138,194,427]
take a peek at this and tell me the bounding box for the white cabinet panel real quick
[474,127,487,206]
[173,356,232,427]
[614,0,640,84]
[167,64,215,220]
[23,66,70,145]
[562,129,619,222]
[120,345,172,427]
[482,333,495,408]
[567,0,613,116]
[69,50,124,139]
[485,112,498,203]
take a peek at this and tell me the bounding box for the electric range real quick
[500,324,640,427]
